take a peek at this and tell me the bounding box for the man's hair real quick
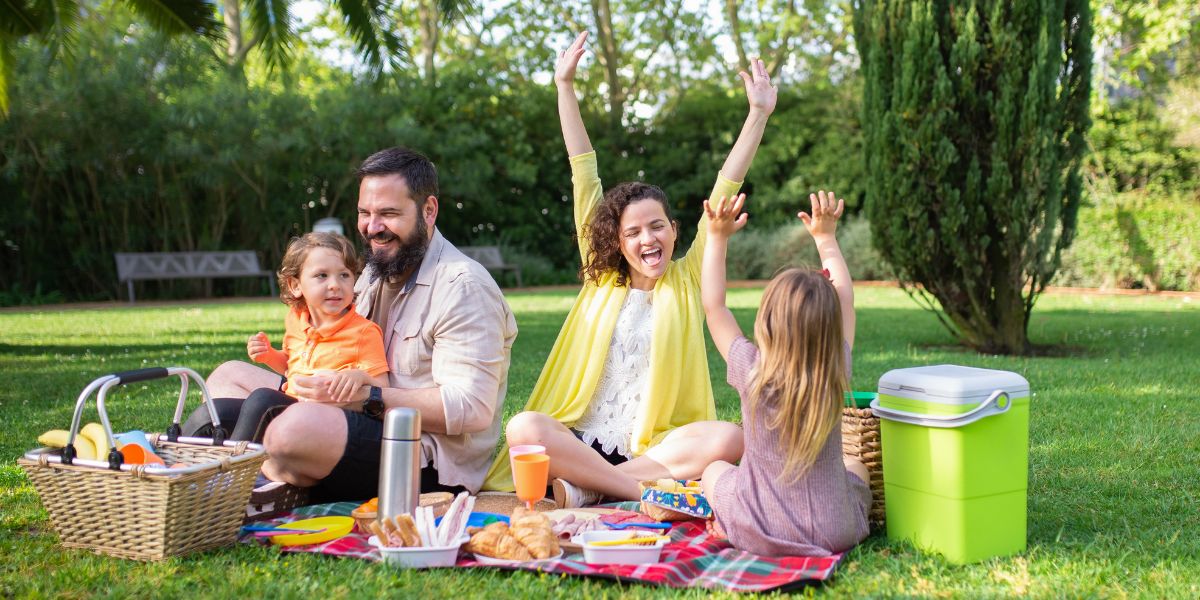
[356,147,439,206]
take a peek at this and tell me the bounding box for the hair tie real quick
[821,268,831,280]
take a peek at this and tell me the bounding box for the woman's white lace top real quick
[574,288,654,459]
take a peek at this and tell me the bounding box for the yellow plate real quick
[269,516,355,547]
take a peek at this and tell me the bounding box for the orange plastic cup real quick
[119,442,166,466]
[512,453,550,509]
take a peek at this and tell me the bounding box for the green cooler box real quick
[870,365,1030,564]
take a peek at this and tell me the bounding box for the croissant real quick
[510,507,560,559]
[510,506,551,529]
[465,523,534,561]
[512,525,559,559]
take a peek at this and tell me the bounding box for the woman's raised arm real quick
[556,31,594,158]
[720,58,777,182]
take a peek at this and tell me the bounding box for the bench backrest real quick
[115,251,269,281]
[458,246,508,268]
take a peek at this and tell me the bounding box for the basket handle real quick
[64,367,223,468]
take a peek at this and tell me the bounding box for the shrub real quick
[725,216,892,282]
[1055,191,1200,291]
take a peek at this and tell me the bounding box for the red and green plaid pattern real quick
[241,502,841,593]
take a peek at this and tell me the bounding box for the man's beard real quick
[364,218,429,283]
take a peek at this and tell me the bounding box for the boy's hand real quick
[740,58,777,117]
[328,370,367,405]
[247,332,271,361]
[704,194,749,239]
[554,31,588,87]
[798,190,845,239]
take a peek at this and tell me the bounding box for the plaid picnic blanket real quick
[242,502,842,593]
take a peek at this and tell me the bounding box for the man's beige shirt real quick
[354,229,517,492]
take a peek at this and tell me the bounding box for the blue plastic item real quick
[605,521,672,530]
[113,430,155,453]
[434,511,509,528]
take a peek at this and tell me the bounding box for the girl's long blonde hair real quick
[747,268,847,483]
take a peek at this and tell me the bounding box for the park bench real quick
[114,251,277,303]
[458,246,522,287]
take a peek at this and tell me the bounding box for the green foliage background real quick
[0,10,865,302]
[0,1,1197,305]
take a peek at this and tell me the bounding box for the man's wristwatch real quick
[363,386,385,419]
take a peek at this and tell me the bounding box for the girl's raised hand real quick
[704,193,749,239]
[797,190,845,239]
[739,58,777,116]
[554,31,588,86]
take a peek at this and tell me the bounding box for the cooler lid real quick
[878,364,1029,403]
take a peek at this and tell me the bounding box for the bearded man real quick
[186,147,517,512]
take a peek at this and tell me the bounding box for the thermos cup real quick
[378,407,421,521]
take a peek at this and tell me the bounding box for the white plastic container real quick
[368,534,468,568]
[573,531,667,565]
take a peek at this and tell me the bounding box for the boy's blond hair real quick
[748,268,847,482]
[277,232,360,308]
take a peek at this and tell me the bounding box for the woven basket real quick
[19,367,267,561]
[21,436,265,561]
[842,406,885,526]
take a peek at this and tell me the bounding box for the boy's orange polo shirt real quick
[281,304,389,392]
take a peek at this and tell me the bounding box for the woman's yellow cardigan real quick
[482,152,742,491]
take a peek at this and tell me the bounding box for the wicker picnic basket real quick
[842,393,885,526]
[19,367,267,561]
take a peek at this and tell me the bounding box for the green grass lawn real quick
[1,286,1197,598]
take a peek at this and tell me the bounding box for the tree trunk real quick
[222,0,247,82]
[419,0,440,85]
[725,0,749,73]
[589,0,624,133]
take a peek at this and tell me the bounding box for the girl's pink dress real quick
[710,336,871,557]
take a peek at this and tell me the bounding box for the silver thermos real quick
[378,407,421,520]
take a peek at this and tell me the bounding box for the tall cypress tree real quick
[853,0,1092,354]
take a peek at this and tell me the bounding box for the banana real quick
[37,429,97,460]
[80,422,111,459]
[37,429,70,448]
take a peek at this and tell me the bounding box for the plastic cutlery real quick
[586,535,671,547]
[251,528,327,538]
[605,521,671,530]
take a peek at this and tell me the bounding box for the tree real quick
[853,0,1092,355]
[0,0,221,114]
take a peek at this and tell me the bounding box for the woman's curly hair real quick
[579,181,677,287]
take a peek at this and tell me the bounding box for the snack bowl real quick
[368,534,469,568]
[572,530,668,565]
[351,501,377,534]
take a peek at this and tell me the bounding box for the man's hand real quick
[288,373,342,404]
[247,332,271,361]
[740,58,777,117]
[798,190,845,240]
[704,193,749,240]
